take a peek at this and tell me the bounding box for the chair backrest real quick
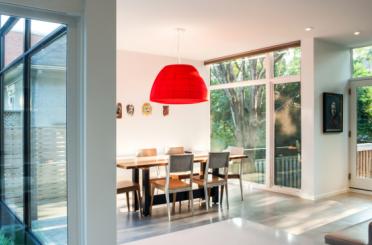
[168,154,194,173]
[165,146,185,155]
[136,148,157,157]
[225,146,244,155]
[208,152,230,169]
[369,222,372,245]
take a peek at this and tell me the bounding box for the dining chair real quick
[117,180,142,215]
[193,152,230,211]
[165,146,185,155]
[224,146,245,201]
[136,148,162,177]
[150,154,194,221]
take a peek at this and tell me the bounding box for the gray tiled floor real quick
[117,182,372,244]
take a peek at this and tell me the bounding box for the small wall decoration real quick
[323,93,343,133]
[126,104,135,116]
[142,102,152,116]
[162,105,169,117]
[116,103,122,119]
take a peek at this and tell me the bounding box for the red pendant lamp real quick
[150,29,208,104]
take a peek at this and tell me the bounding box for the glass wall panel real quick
[30,34,67,245]
[274,47,301,77]
[274,82,301,188]
[31,20,62,47]
[2,63,24,220]
[1,15,10,27]
[210,55,266,85]
[211,85,266,183]
[352,46,372,78]
[4,18,25,66]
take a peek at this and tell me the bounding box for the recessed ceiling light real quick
[305,27,313,32]
[354,31,361,36]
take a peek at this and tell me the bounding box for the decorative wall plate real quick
[142,102,152,116]
[126,104,135,116]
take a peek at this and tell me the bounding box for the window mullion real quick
[23,18,32,228]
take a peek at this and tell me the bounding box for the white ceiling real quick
[117,0,372,61]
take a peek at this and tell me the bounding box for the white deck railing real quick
[357,143,372,178]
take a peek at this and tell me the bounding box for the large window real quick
[352,45,372,78]
[0,14,67,245]
[210,45,301,188]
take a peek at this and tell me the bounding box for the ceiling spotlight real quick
[305,27,313,32]
[354,31,361,36]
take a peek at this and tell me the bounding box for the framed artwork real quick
[126,104,134,116]
[162,105,169,116]
[116,103,122,119]
[142,102,152,116]
[323,93,343,133]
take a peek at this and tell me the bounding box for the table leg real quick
[142,168,151,216]
[132,169,139,210]
[212,168,219,204]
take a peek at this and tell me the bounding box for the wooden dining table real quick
[117,153,248,216]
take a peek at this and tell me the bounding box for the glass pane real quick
[1,15,10,27]
[4,18,25,66]
[211,85,266,184]
[210,55,266,85]
[31,19,62,47]
[274,82,301,188]
[274,47,301,77]
[356,85,372,178]
[353,46,372,78]
[30,34,67,244]
[2,63,24,221]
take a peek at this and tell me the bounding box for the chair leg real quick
[126,192,130,212]
[150,185,155,215]
[189,190,194,215]
[204,186,209,211]
[225,183,229,209]
[165,191,171,221]
[172,193,176,214]
[220,185,224,204]
[136,189,142,216]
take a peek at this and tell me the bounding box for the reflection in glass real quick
[210,55,266,85]
[274,82,301,188]
[356,86,372,179]
[31,20,62,47]
[30,34,67,244]
[4,18,25,66]
[274,47,301,77]
[211,85,266,184]
[2,63,24,221]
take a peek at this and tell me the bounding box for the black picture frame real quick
[323,93,343,133]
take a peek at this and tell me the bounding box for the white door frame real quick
[349,78,372,191]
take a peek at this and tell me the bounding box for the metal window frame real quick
[0,14,67,243]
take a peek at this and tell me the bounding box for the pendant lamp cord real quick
[176,28,185,64]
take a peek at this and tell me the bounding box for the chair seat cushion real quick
[117,180,139,193]
[193,175,225,186]
[151,178,191,190]
[325,220,370,245]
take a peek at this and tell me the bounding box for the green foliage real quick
[353,46,372,78]
[274,47,301,77]
[0,231,14,245]
[357,86,372,143]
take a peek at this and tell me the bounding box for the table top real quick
[116,154,247,169]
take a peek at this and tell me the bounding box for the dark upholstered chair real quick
[325,220,371,245]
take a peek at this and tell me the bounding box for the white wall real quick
[300,38,316,199]
[313,39,350,198]
[116,50,210,156]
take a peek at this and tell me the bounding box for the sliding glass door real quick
[0,14,68,245]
